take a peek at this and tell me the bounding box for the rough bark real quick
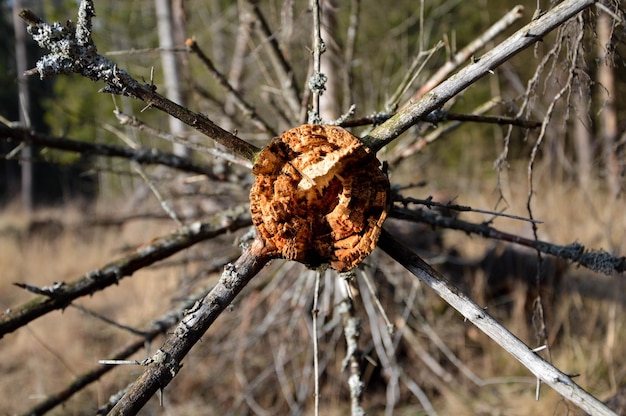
[0,206,251,338]
[378,229,617,416]
[109,236,275,415]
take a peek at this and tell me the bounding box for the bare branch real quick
[386,42,444,112]
[378,229,618,416]
[19,3,261,163]
[388,99,543,164]
[363,0,597,152]
[109,236,276,415]
[246,0,303,120]
[390,205,626,275]
[0,205,252,338]
[394,194,542,223]
[308,0,327,124]
[402,5,525,105]
[341,108,541,130]
[111,110,252,169]
[186,38,277,136]
[337,295,366,416]
[0,121,222,178]
[20,282,218,416]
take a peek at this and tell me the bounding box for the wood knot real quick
[249,124,389,271]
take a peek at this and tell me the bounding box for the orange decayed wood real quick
[249,124,389,271]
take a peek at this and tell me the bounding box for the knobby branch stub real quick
[250,124,390,272]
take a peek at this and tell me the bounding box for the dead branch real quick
[0,122,221,178]
[185,38,277,136]
[441,112,542,128]
[246,0,303,121]
[20,282,217,416]
[388,100,544,164]
[341,109,541,130]
[112,110,253,169]
[337,294,366,416]
[308,0,326,124]
[19,3,260,163]
[363,0,597,152]
[108,236,276,415]
[390,204,626,275]
[378,229,617,416]
[0,205,252,338]
[403,5,525,106]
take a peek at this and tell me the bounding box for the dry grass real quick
[0,172,624,415]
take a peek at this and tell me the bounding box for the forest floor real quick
[0,170,625,415]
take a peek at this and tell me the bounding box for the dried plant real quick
[1,1,625,415]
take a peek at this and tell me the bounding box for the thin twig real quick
[308,0,327,124]
[21,281,219,416]
[112,110,253,169]
[105,47,187,55]
[246,0,302,120]
[394,194,543,224]
[224,2,255,128]
[312,269,321,416]
[388,99,501,164]
[363,0,597,152]
[186,38,277,136]
[71,304,148,337]
[389,204,626,275]
[337,295,366,416]
[0,121,223,178]
[340,108,541,131]
[403,5,525,106]
[0,205,252,338]
[358,268,393,333]
[132,162,183,226]
[19,3,261,163]
[386,42,444,112]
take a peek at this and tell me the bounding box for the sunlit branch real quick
[19,3,261,163]
[378,229,617,416]
[109,236,276,415]
[363,0,597,152]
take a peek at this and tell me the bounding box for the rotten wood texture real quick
[250,124,389,271]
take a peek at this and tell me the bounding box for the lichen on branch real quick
[21,3,132,95]
[19,0,261,163]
